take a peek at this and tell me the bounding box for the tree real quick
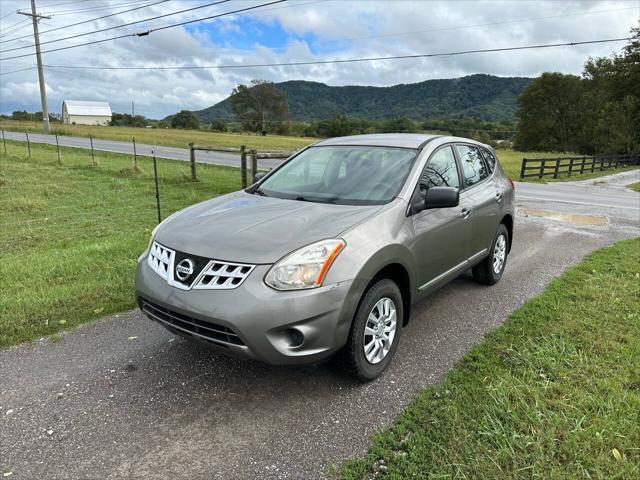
[171,110,200,129]
[515,23,639,154]
[210,119,226,132]
[514,73,585,152]
[230,80,288,134]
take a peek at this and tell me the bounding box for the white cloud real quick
[0,0,637,118]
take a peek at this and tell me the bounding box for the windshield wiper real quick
[252,187,268,197]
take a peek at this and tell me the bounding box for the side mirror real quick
[254,171,267,182]
[425,186,459,209]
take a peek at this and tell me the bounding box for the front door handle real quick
[459,208,471,219]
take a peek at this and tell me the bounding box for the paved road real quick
[1,172,639,480]
[2,130,286,169]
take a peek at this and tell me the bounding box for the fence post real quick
[250,149,258,184]
[553,158,560,179]
[152,148,162,223]
[568,157,575,176]
[189,143,197,181]
[89,135,96,165]
[133,137,138,169]
[519,158,527,179]
[590,156,596,173]
[538,159,545,179]
[1,130,6,155]
[240,145,247,188]
[26,132,31,158]
[55,134,61,163]
[580,156,586,174]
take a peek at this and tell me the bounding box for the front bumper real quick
[135,254,357,365]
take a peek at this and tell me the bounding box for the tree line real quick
[514,25,639,154]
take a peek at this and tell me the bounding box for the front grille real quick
[147,241,255,290]
[148,242,173,280]
[193,261,255,290]
[139,298,244,347]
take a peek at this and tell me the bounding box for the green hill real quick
[179,74,532,124]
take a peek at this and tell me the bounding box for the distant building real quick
[62,100,112,126]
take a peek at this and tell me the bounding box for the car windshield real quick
[254,145,418,205]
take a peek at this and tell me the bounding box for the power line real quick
[36,0,96,8]
[0,10,18,22]
[1,0,170,45]
[1,0,232,54]
[0,0,288,61]
[0,66,37,75]
[0,18,31,38]
[36,37,631,71]
[42,0,165,16]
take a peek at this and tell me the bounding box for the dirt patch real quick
[518,208,608,226]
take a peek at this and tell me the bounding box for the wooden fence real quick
[520,153,639,179]
[189,143,294,186]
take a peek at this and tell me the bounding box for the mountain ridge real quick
[170,74,532,123]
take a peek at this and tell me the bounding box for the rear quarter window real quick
[481,148,497,173]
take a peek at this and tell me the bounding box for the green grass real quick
[0,119,316,152]
[0,140,242,347]
[341,238,640,479]
[627,182,640,192]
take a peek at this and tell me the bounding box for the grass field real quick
[341,238,640,479]
[627,181,640,192]
[0,140,242,348]
[0,120,315,152]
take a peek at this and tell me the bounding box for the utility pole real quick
[18,0,51,134]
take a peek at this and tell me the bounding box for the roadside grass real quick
[341,238,640,479]
[0,140,241,348]
[627,181,640,192]
[0,119,315,151]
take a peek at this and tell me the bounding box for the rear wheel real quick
[473,223,509,285]
[340,279,403,381]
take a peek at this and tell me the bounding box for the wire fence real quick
[0,135,289,254]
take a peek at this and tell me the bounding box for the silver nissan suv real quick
[135,134,515,380]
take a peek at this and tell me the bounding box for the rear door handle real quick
[459,208,471,219]
[495,191,503,202]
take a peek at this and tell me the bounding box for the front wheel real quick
[340,279,403,381]
[473,224,509,285]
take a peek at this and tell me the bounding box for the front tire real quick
[340,279,403,381]
[473,223,509,285]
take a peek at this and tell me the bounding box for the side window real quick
[481,147,497,173]
[419,146,459,197]
[457,145,489,188]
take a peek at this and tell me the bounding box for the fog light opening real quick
[285,328,304,348]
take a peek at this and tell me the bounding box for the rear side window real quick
[481,148,497,173]
[420,146,460,190]
[456,145,489,188]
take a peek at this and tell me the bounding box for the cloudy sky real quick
[0,0,637,119]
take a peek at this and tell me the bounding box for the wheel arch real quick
[500,213,514,252]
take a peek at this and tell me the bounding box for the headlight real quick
[265,239,346,290]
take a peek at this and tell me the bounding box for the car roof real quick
[314,133,442,149]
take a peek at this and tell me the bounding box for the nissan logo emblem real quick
[175,259,195,282]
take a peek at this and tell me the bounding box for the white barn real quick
[62,100,112,126]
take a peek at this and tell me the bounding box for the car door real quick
[411,145,471,292]
[455,144,498,259]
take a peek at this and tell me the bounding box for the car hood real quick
[155,191,381,264]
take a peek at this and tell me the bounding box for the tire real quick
[473,223,509,285]
[340,279,403,381]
